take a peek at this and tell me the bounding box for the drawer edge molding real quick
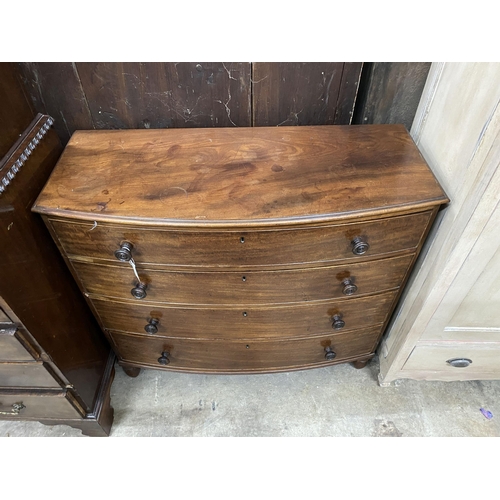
[35,202,447,228]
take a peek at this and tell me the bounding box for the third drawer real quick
[92,291,397,340]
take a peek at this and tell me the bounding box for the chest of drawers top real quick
[33,125,448,227]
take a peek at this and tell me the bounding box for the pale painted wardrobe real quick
[379,62,500,384]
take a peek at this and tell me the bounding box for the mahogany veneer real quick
[33,125,448,376]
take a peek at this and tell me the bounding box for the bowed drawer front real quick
[49,211,432,268]
[70,254,413,305]
[89,291,398,340]
[33,125,448,375]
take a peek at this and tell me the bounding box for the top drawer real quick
[48,211,432,269]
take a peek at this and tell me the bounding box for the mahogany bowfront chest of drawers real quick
[33,125,448,377]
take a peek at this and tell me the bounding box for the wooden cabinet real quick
[0,114,114,436]
[32,125,448,376]
[379,63,500,384]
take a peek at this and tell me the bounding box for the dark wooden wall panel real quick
[75,62,252,130]
[16,63,252,145]
[334,62,364,124]
[0,63,35,159]
[252,63,362,126]
[17,62,94,145]
[352,62,431,130]
[11,63,367,147]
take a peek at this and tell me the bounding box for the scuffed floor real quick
[1,357,499,437]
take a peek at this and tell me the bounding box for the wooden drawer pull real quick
[341,278,358,296]
[324,346,337,361]
[114,241,134,262]
[446,358,472,368]
[131,283,147,300]
[144,318,160,334]
[0,402,25,415]
[331,314,345,330]
[158,351,170,365]
[351,236,370,255]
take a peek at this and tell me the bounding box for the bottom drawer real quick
[110,327,382,373]
[0,390,82,419]
[403,344,500,374]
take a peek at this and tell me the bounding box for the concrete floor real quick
[1,356,499,437]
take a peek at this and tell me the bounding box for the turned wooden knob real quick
[144,318,159,334]
[324,346,336,361]
[351,236,370,255]
[114,241,133,262]
[331,314,345,330]
[131,282,147,299]
[158,351,170,365]
[342,278,357,296]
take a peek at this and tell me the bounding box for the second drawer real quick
[73,254,413,305]
[92,291,397,339]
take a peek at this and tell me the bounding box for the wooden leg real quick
[352,359,370,369]
[122,365,141,378]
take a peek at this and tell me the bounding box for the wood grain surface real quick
[32,125,448,226]
[16,63,361,147]
[75,62,252,129]
[91,291,397,340]
[16,62,94,145]
[70,254,412,305]
[49,211,431,269]
[252,63,361,126]
[110,327,381,373]
[353,62,431,130]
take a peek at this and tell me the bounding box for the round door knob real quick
[351,237,370,255]
[131,282,147,299]
[114,241,133,262]
[158,351,170,365]
[342,278,357,296]
[446,358,472,368]
[144,318,159,334]
[331,314,345,330]
[324,346,336,361]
